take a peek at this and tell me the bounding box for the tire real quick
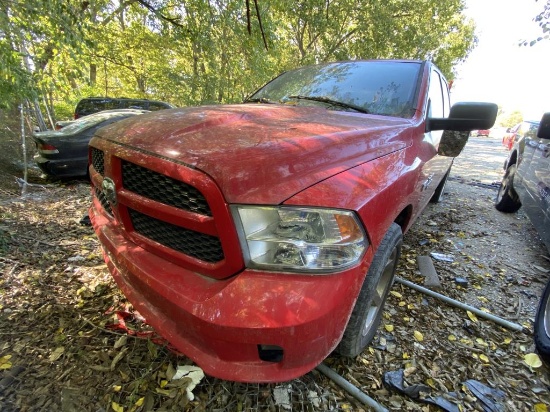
[535,279,550,364]
[495,164,521,213]
[430,165,452,204]
[337,223,403,357]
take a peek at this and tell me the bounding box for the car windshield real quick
[247,61,422,118]
[58,112,130,135]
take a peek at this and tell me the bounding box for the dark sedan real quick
[495,112,550,362]
[33,109,148,178]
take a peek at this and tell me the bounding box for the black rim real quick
[362,246,398,337]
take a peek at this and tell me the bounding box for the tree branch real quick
[134,0,184,27]
[253,0,268,50]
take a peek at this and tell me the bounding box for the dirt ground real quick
[1,108,550,411]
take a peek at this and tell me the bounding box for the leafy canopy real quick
[1,0,477,117]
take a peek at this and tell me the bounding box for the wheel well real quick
[394,205,412,232]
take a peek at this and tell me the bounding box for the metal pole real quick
[19,103,28,195]
[395,277,526,333]
[316,363,389,412]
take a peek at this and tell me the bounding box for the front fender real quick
[283,149,419,251]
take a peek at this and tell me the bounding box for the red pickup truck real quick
[89,60,496,382]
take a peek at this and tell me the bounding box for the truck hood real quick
[96,105,412,204]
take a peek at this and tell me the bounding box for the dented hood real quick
[95,104,412,204]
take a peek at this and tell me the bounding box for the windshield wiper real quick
[287,95,369,114]
[243,97,275,104]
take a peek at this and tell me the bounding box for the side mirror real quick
[537,112,550,140]
[427,102,498,157]
[426,102,498,132]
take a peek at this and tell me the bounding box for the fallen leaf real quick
[111,401,124,412]
[155,388,173,396]
[111,347,128,371]
[414,331,424,342]
[479,354,489,363]
[534,404,548,412]
[476,338,488,347]
[385,324,394,332]
[404,366,416,377]
[448,334,457,341]
[525,353,543,369]
[113,385,122,392]
[114,335,127,349]
[466,311,478,322]
[49,347,65,362]
[134,398,145,407]
[0,355,12,370]
[390,291,402,299]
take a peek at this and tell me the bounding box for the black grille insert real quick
[94,186,112,216]
[122,161,211,216]
[91,148,104,176]
[129,209,224,263]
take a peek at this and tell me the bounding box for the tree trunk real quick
[90,63,97,85]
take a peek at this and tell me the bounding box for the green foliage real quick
[1,0,477,117]
[498,110,523,128]
[522,0,550,46]
[0,0,88,109]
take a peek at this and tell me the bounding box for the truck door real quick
[418,69,454,207]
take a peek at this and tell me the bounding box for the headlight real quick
[231,205,368,273]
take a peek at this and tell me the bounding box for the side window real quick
[525,123,538,139]
[104,100,118,110]
[428,70,444,119]
[440,76,450,117]
[149,103,165,111]
[125,100,147,110]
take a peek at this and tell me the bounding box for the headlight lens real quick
[232,206,368,273]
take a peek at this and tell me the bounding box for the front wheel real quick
[337,223,402,357]
[535,279,550,364]
[495,164,521,212]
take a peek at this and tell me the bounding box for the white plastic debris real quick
[171,365,204,401]
[430,252,454,262]
[273,385,291,410]
[307,390,321,408]
[68,255,85,262]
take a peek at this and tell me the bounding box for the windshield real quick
[248,61,422,118]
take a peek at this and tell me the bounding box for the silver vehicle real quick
[495,112,550,362]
